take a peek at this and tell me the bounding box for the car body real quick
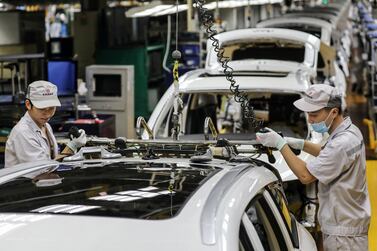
[147,68,321,182]
[0,151,317,251]
[205,28,320,79]
[256,17,348,100]
[203,27,346,101]
[148,28,331,229]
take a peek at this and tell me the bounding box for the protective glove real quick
[256,127,287,151]
[67,129,87,153]
[284,137,305,150]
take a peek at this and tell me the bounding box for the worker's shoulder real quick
[334,123,363,140]
[329,123,363,149]
[8,119,36,140]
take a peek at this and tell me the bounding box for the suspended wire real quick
[175,0,179,51]
[194,0,263,128]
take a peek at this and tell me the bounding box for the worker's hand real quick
[67,129,87,153]
[284,137,305,150]
[256,127,287,151]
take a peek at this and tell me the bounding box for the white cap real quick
[294,84,342,112]
[26,80,61,109]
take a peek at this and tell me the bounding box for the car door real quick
[239,184,302,251]
[239,190,290,251]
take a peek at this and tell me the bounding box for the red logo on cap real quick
[43,87,53,96]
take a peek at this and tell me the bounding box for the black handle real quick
[68,126,80,139]
[266,148,276,163]
[257,128,276,163]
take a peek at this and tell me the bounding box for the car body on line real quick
[0,147,317,251]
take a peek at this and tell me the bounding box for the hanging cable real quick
[175,0,179,51]
[194,0,263,128]
[171,0,183,140]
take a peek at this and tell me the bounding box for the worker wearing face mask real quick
[5,81,87,168]
[256,84,370,251]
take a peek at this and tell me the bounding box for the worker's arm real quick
[284,137,321,156]
[256,128,317,185]
[54,129,87,161]
[302,140,322,157]
[280,144,317,184]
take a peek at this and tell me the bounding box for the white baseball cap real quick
[26,80,61,109]
[294,84,342,112]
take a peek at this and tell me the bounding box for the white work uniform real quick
[5,112,58,168]
[307,117,370,251]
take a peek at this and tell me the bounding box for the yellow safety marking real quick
[364,119,376,150]
[346,94,367,105]
[367,160,377,250]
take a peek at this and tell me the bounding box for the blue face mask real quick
[311,109,335,133]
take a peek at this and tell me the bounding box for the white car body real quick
[0,156,317,251]
[205,28,320,78]
[256,18,348,99]
[148,68,321,182]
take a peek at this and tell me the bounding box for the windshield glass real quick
[156,92,308,140]
[222,40,306,63]
[0,162,219,219]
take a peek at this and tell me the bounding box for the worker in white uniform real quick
[5,80,87,168]
[256,84,370,251]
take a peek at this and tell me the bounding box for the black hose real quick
[194,0,263,128]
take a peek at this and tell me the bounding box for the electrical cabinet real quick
[96,45,164,119]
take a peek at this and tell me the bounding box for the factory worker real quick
[5,80,86,168]
[256,84,370,251]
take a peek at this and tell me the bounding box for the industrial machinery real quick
[86,64,134,138]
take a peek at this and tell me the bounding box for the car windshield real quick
[0,162,219,219]
[222,40,306,63]
[270,24,322,40]
[156,92,308,140]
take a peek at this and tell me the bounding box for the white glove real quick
[256,127,287,151]
[284,137,305,150]
[67,129,87,153]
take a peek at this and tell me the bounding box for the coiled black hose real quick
[194,0,263,128]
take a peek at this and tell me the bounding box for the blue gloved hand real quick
[256,127,287,151]
[67,129,87,153]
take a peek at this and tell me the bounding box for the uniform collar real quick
[24,111,43,133]
[329,116,351,138]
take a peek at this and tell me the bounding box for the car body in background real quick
[256,18,348,104]
[147,68,321,182]
[203,27,346,106]
[205,28,320,80]
[0,152,317,251]
[256,16,350,77]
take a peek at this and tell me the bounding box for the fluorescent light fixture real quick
[153,4,188,16]
[126,0,283,18]
[204,0,282,9]
[125,1,172,18]
[133,5,172,17]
